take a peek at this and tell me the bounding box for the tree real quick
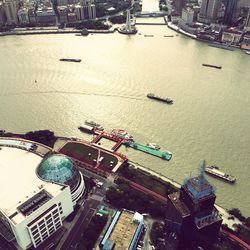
[245,217,250,228]
[228,208,246,222]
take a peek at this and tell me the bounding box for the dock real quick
[128,142,172,161]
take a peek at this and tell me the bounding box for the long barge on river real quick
[202,63,222,69]
[205,166,236,183]
[59,58,81,62]
[147,93,173,104]
[128,142,172,161]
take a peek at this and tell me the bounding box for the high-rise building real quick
[165,173,222,249]
[223,0,237,25]
[244,8,250,31]
[173,0,186,14]
[3,0,18,25]
[58,0,68,6]
[236,0,250,18]
[18,8,29,25]
[0,2,7,25]
[198,0,221,23]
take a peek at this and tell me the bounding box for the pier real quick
[128,142,172,161]
[80,127,172,161]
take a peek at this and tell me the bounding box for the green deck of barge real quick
[129,142,172,161]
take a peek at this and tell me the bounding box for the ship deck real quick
[129,143,172,161]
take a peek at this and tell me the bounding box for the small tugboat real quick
[204,166,236,183]
[59,58,81,63]
[84,120,104,131]
[147,93,173,104]
[146,143,160,150]
[202,63,222,69]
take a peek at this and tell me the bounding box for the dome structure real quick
[37,154,85,203]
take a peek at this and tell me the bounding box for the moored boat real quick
[111,129,134,141]
[245,51,250,55]
[84,120,104,131]
[204,166,236,183]
[78,124,94,133]
[147,93,173,104]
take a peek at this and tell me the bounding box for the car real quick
[91,178,104,187]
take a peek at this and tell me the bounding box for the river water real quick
[0,0,250,216]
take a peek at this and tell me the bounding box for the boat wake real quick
[1,90,147,101]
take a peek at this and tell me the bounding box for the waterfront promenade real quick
[0,27,115,36]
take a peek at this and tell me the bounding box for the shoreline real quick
[163,17,248,51]
[128,160,242,231]
[0,27,115,36]
[0,130,244,229]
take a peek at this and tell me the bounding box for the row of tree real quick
[106,180,166,219]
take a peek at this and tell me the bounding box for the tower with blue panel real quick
[165,173,222,249]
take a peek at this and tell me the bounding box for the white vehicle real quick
[146,143,160,150]
[92,178,104,187]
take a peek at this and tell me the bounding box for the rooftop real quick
[183,175,215,202]
[169,192,190,218]
[0,139,63,224]
[109,210,140,250]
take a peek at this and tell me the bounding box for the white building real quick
[181,7,194,24]
[0,138,85,250]
[18,8,29,24]
[221,28,243,45]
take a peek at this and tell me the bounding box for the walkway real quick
[221,229,250,250]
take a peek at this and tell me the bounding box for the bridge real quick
[134,11,168,17]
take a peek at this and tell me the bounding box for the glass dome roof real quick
[37,154,81,192]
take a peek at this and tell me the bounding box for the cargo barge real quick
[128,142,172,161]
[59,58,81,62]
[205,166,236,183]
[147,93,173,104]
[202,63,222,69]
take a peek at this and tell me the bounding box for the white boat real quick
[245,51,250,55]
[146,143,160,150]
[204,166,236,183]
[111,129,133,141]
[84,120,104,130]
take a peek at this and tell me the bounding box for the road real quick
[59,198,101,250]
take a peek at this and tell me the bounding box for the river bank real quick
[0,27,115,36]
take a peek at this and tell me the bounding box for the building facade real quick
[223,0,237,25]
[173,0,186,14]
[244,8,250,31]
[0,138,85,249]
[3,0,18,25]
[198,0,221,23]
[221,28,243,44]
